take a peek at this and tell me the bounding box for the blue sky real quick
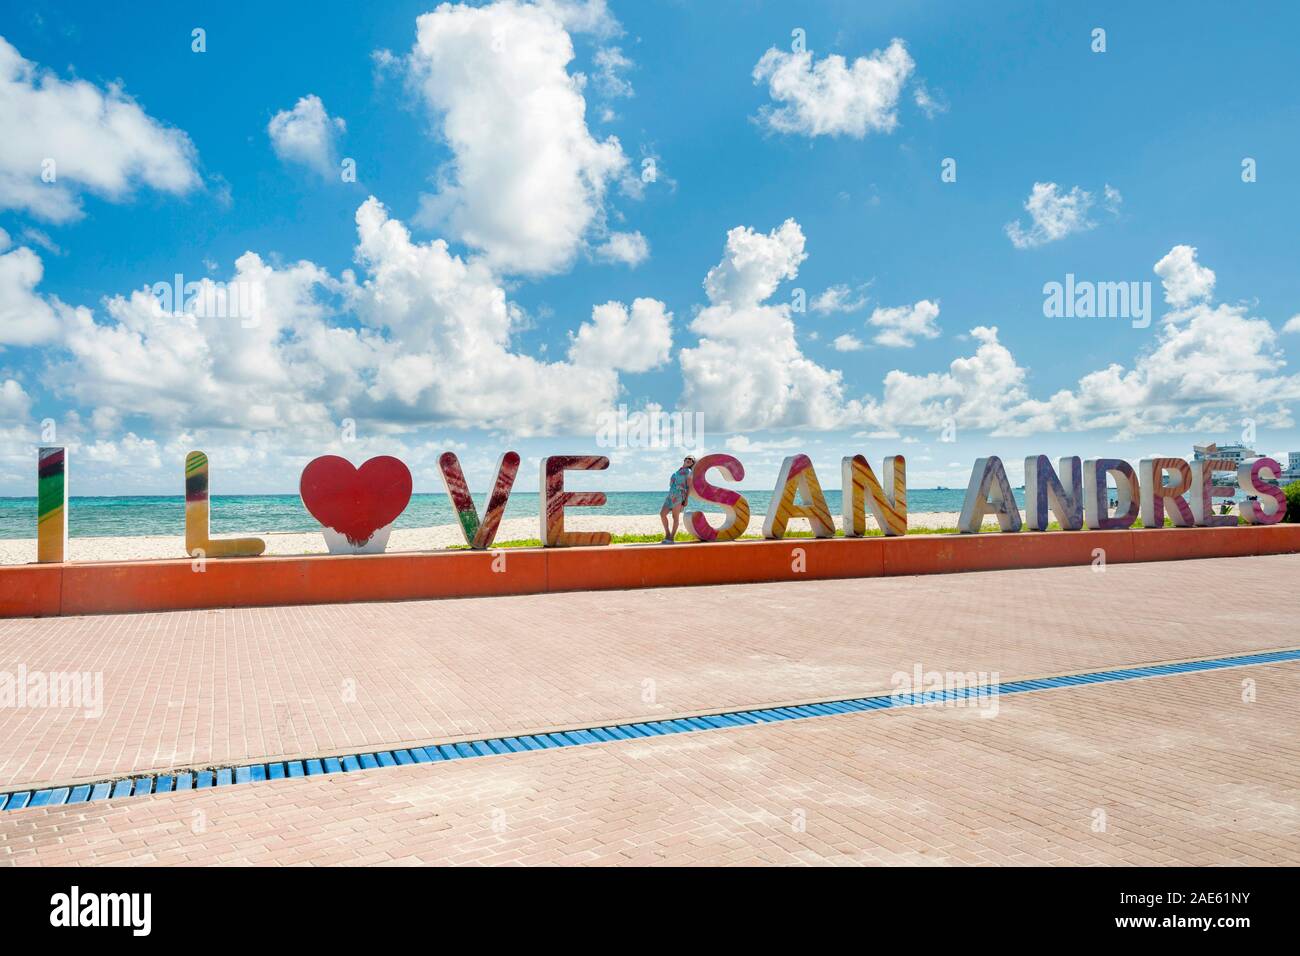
[2,0,1299,496]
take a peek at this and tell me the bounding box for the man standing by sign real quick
[660,456,696,543]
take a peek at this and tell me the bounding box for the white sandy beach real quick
[0,511,996,565]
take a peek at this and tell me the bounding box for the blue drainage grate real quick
[4,646,1299,813]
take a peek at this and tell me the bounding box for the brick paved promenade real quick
[1,554,1297,865]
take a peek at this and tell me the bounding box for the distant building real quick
[1192,442,1258,466]
[1194,443,1300,487]
[1282,452,1300,485]
[1192,443,1257,488]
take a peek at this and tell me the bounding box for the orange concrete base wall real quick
[2,524,1299,618]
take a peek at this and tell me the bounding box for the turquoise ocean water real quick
[0,488,1005,539]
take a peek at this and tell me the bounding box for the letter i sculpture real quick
[37,446,67,563]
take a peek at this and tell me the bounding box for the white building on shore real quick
[1192,443,1300,486]
[1282,452,1300,485]
[1192,443,1257,467]
[1192,443,1256,487]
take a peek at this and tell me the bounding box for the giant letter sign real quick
[300,455,413,554]
[1190,458,1237,527]
[686,453,750,542]
[439,451,520,549]
[1138,458,1195,529]
[185,451,266,558]
[959,456,1021,533]
[1023,455,1083,531]
[1237,457,1287,525]
[541,456,610,547]
[37,446,68,563]
[841,454,907,537]
[1083,458,1140,530]
[764,454,835,539]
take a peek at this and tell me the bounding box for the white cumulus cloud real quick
[867,299,940,348]
[592,46,634,99]
[594,230,649,266]
[1005,182,1120,250]
[1153,244,1215,307]
[0,378,30,420]
[912,82,947,119]
[868,245,1299,440]
[268,94,346,176]
[568,298,672,372]
[0,36,199,223]
[1019,246,1299,437]
[752,39,914,138]
[534,0,620,38]
[351,197,638,432]
[680,219,859,430]
[406,1,633,276]
[811,283,869,314]
[0,244,62,345]
[33,195,667,438]
[862,326,1032,433]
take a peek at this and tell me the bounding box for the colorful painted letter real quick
[686,454,750,542]
[840,454,907,537]
[184,451,266,558]
[438,451,520,549]
[37,446,67,563]
[1237,457,1287,525]
[764,454,835,539]
[1190,458,1237,527]
[299,455,413,554]
[1023,456,1082,531]
[1138,458,1195,529]
[958,456,1021,533]
[1083,458,1141,530]
[541,456,610,547]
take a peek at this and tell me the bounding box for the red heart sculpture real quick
[300,455,413,547]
